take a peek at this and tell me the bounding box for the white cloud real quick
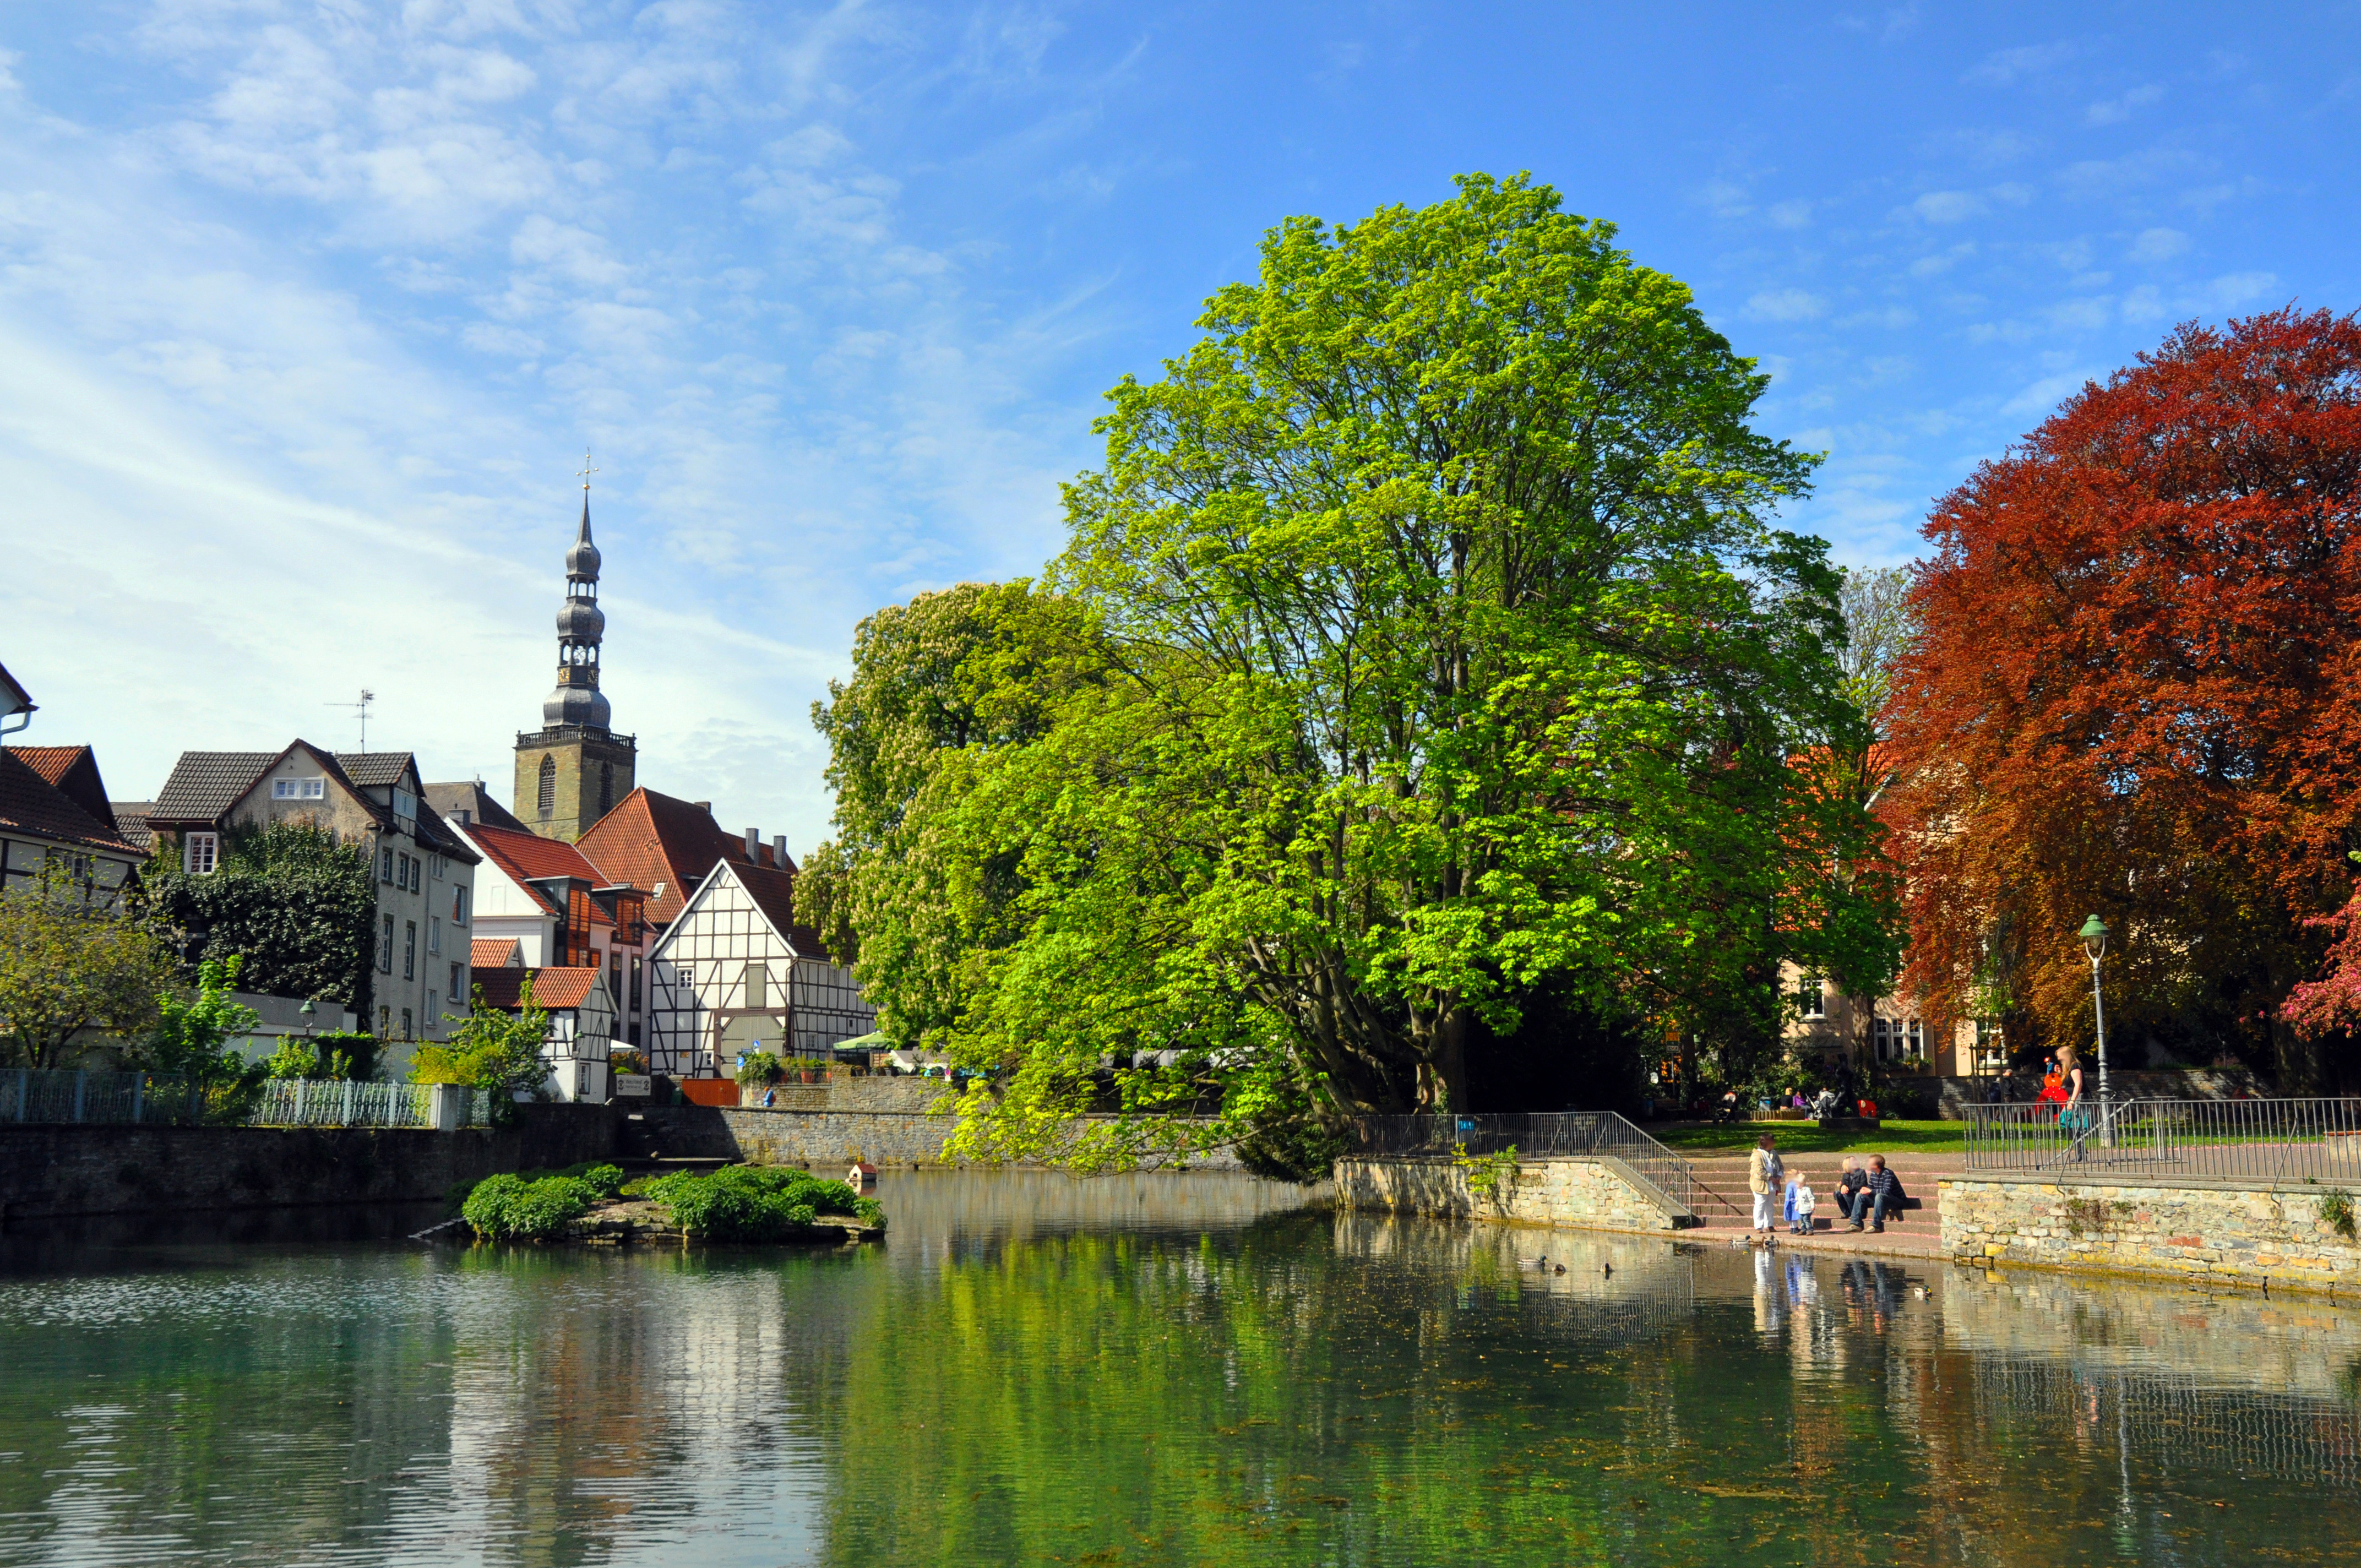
[1967,42,2075,86]
[2128,226,2188,264]
[1913,190,1983,222]
[1766,198,1813,229]
[2001,369,2095,418]
[2207,271,2278,307]
[1746,288,1826,322]
[2085,84,2163,125]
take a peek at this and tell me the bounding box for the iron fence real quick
[1963,1096,2361,1183]
[1343,1111,1705,1215]
[1,1069,490,1129]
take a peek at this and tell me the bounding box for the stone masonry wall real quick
[1335,1156,1689,1234]
[0,1103,618,1221]
[635,1104,1242,1170]
[1941,1177,2361,1297]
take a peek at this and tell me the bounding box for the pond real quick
[1,1170,2357,1566]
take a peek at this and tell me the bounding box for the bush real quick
[734,1050,784,1087]
[461,1173,599,1240]
[645,1164,880,1240]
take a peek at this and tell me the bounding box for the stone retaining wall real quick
[1335,1155,1691,1233]
[0,1104,619,1221]
[1940,1176,2361,1296]
[635,1105,1242,1170]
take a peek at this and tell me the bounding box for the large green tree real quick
[809,175,1898,1163]
[0,864,176,1069]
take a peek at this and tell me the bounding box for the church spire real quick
[543,455,612,732]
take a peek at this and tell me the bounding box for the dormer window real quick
[272,778,326,801]
[392,788,417,827]
[184,832,219,875]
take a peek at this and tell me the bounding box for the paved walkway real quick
[1677,1150,1960,1262]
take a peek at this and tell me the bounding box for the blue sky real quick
[4,1,2355,849]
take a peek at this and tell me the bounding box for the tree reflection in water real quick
[0,1172,2357,1565]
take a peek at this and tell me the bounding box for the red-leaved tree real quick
[1886,308,2361,1088]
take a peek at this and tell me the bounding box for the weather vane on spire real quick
[578,449,597,493]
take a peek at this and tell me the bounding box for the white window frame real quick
[429,915,441,955]
[184,832,219,875]
[272,778,325,801]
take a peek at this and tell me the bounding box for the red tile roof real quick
[12,745,116,830]
[0,748,138,855]
[731,859,827,956]
[476,966,603,1011]
[464,822,618,922]
[576,787,796,928]
[471,937,523,969]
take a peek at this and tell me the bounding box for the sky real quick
[3,1,2356,852]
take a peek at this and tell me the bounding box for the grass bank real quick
[1645,1118,1965,1155]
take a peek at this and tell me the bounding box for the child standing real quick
[1790,1175,1816,1235]
[1781,1171,1802,1232]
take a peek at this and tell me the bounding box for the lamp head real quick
[2078,914,2109,961]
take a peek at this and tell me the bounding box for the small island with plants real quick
[454,1162,886,1246]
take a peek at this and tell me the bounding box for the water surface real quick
[1,1171,2355,1565]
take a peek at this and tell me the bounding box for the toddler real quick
[1789,1175,1816,1235]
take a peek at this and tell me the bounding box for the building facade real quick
[146,742,481,1050]
[475,963,617,1104]
[451,818,651,1052]
[644,858,874,1079]
[0,743,143,904]
[513,486,635,842]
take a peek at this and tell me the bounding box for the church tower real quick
[514,466,636,842]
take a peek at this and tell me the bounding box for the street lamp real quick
[2079,914,2111,1115]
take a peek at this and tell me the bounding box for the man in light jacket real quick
[1748,1134,1784,1234]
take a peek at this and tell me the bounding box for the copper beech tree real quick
[1886,308,2361,1087]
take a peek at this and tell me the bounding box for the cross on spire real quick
[578,449,597,492]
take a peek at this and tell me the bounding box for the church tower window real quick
[599,761,613,822]
[537,754,557,817]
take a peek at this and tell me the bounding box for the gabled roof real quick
[0,662,31,721]
[476,965,606,1012]
[575,786,796,928]
[0,748,138,855]
[150,750,286,825]
[471,937,523,970]
[425,781,527,834]
[14,745,117,830]
[656,856,826,961]
[335,752,420,791]
[460,821,616,922]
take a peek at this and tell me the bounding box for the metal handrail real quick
[1342,1111,1706,1215]
[1962,1096,2361,1183]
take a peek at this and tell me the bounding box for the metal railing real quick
[1963,1096,2361,1183]
[1,1069,489,1129]
[1343,1111,1706,1216]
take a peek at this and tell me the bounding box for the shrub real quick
[734,1050,785,1087]
[645,1164,880,1240]
[461,1173,599,1240]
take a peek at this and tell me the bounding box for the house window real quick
[429,916,441,955]
[537,755,557,817]
[401,1008,414,1039]
[381,847,395,883]
[743,963,767,1009]
[1798,974,1825,1020]
[379,914,394,972]
[431,854,443,880]
[409,856,421,893]
[453,885,468,925]
[404,920,417,980]
[184,832,219,875]
[272,778,325,801]
[379,1005,390,1035]
[449,962,464,1002]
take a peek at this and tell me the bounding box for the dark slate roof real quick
[0,748,138,854]
[149,750,280,826]
[409,799,480,864]
[111,801,155,853]
[15,745,117,830]
[423,781,528,834]
[335,752,417,790]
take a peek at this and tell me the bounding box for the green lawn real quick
[1645,1118,1966,1155]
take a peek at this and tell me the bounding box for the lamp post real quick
[2079,914,2111,1124]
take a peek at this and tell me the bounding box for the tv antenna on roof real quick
[327,689,375,752]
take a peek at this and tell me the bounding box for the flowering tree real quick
[1886,308,2361,1086]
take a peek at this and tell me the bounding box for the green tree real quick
[142,954,269,1119]
[0,863,176,1069]
[823,175,1898,1163]
[140,820,375,1014]
[413,981,553,1120]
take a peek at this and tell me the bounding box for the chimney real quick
[694,801,712,815]
[744,827,760,861]
[772,834,787,867]
[454,809,471,826]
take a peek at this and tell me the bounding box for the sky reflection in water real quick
[1,1171,2357,1566]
